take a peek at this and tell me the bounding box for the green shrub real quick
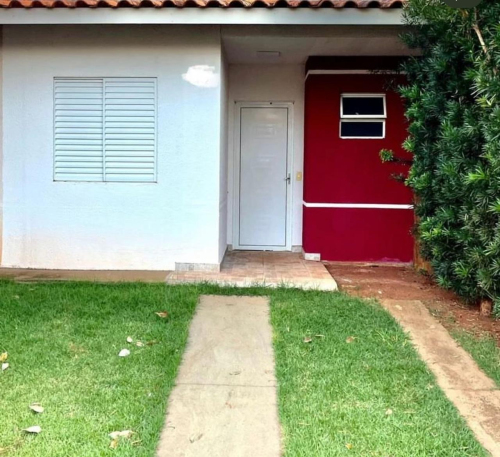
[395,0,500,313]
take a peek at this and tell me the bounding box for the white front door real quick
[235,104,291,250]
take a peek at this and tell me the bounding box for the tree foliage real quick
[399,0,500,312]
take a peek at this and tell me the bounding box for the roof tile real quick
[0,0,404,8]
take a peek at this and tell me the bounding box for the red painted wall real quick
[303,74,413,262]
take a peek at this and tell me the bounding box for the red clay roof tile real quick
[0,0,404,8]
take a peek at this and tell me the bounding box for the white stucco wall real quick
[2,25,224,270]
[218,49,229,263]
[227,64,305,247]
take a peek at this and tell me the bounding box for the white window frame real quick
[340,93,386,140]
[53,76,158,183]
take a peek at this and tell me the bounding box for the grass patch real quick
[270,289,487,457]
[0,281,202,456]
[452,329,500,387]
[0,281,487,456]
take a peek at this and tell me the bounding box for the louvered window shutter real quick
[54,78,157,183]
[54,79,104,182]
[104,78,157,182]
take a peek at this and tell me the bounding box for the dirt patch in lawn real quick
[325,263,500,345]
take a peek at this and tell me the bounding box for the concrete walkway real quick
[156,295,281,457]
[382,299,500,457]
[0,268,169,282]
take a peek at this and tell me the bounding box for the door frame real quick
[232,101,294,251]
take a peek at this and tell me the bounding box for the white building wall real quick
[2,25,224,270]
[227,64,305,248]
[218,48,229,263]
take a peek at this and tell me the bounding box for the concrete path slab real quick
[175,296,276,387]
[382,299,500,457]
[157,295,281,457]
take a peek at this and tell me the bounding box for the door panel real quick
[239,107,288,247]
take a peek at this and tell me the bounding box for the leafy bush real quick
[395,0,500,312]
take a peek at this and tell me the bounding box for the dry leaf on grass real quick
[155,311,169,319]
[0,353,8,363]
[2,363,9,372]
[118,349,130,357]
[29,403,44,414]
[109,430,134,448]
[146,340,160,346]
[346,336,356,343]
[385,408,393,416]
[126,337,134,344]
[135,341,145,348]
[303,334,326,343]
[109,430,134,439]
[345,443,353,450]
[23,426,41,434]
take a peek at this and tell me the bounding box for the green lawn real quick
[270,289,487,457]
[452,329,500,388]
[0,281,486,456]
[0,281,199,456]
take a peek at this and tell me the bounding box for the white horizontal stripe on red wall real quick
[303,202,413,210]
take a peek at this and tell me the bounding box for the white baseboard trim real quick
[175,262,221,273]
[304,252,321,261]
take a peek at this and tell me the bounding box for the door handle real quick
[285,173,291,184]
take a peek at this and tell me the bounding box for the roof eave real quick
[0,7,404,25]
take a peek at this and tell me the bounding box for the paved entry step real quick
[166,251,338,291]
[156,295,281,457]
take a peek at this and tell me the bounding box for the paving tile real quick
[165,251,337,291]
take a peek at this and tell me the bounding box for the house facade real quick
[0,1,414,271]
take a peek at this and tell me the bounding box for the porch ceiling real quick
[222,25,417,64]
